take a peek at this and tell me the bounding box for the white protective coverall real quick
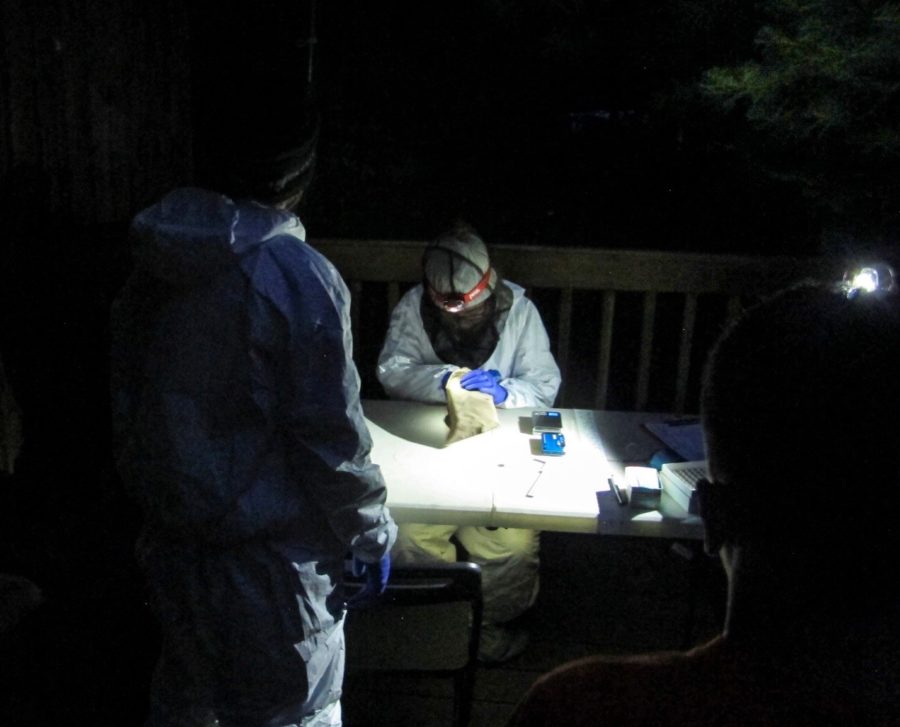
[376,282,560,659]
[112,188,397,726]
[378,283,560,409]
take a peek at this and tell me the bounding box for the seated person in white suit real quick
[377,221,561,662]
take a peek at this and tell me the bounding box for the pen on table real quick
[608,476,627,506]
[526,459,545,498]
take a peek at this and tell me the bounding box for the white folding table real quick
[363,399,704,540]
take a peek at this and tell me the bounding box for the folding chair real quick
[343,561,483,727]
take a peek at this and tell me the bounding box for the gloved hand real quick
[346,554,391,608]
[460,368,508,405]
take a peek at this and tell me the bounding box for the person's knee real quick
[499,529,540,560]
[392,524,458,564]
[458,527,540,562]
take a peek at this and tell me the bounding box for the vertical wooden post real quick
[556,287,573,405]
[594,290,616,410]
[635,291,657,411]
[674,293,698,414]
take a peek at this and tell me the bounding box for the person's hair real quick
[701,281,900,550]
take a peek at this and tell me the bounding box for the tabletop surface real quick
[363,399,704,540]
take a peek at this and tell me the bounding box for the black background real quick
[193,0,821,254]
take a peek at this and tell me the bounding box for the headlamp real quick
[839,264,896,299]
[429,267,493,313]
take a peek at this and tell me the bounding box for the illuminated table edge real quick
[364,399,705,540]
[386,505,495,528]
[491,501,704,539]
[388,498,705,539]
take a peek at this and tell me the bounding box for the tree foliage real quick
[703,1,900,242]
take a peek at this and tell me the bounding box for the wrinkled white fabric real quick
[376,282,560,409]
[376,279,559,660]
[391,523,540,660]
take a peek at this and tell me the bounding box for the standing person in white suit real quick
[112,110,397,726]
[377,222,561,662]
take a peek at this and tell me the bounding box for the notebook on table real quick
[643,417,706,462]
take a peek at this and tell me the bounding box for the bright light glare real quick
[851,268,879,293]
[840,264,895,298]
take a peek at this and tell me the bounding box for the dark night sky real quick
[292,2,819,254]
[186,0,834,256]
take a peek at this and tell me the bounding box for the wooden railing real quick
[312,239,847,413]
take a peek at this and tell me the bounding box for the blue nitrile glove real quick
[439,369,452,391]
[346,554,391,608]
[460,368,508,405]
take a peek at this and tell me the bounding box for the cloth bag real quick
[444,368,499,445]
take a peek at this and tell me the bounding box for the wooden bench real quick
[312,239,847,413]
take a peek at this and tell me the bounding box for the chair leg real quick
[453,669,476,727]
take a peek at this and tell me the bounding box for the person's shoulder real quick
[131,187,233,233]
[396,283,424,306]
[511,638,729,726]
[261,232,323,265]
[501,281,545,325]
[256,232,343,287]
[511,653,659,726]
[533,645,711,688]
[502,281,537,310]
[243,231,353,318]
[503,279,526,297]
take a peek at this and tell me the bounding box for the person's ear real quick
[696,478,728,557]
